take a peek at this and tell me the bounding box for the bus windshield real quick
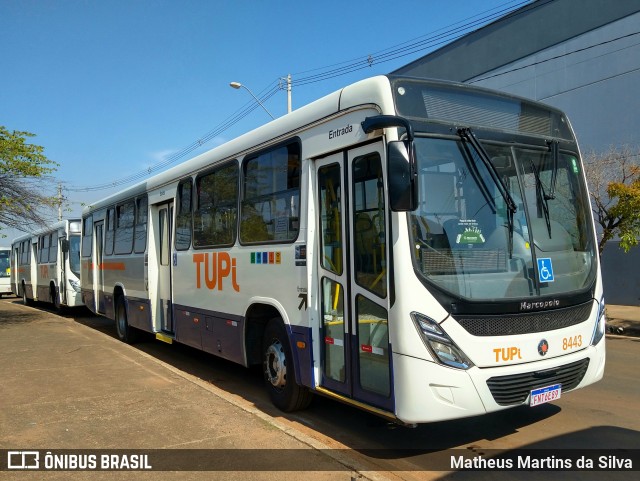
[409,136,596,301]
[0,250,9,278]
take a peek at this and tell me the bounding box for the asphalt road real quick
[2,298,638,480]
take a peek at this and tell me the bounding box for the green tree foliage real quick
[584,145,640,255]
[0,126,59,232]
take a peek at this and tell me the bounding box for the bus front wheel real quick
[262,318,312,412]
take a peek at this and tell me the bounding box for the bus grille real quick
[486,358,590,406]
[456,301,593,336]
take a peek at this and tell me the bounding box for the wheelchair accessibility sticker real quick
[537,258,555,283]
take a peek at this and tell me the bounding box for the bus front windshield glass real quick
[0,250,9,277]
[409,136,596,301]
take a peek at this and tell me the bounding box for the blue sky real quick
[1,0,528,235]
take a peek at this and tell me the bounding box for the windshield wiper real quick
[529,159,552,238]
[546,140,559,200]
[458,128,517,213]
[457,128,517,257]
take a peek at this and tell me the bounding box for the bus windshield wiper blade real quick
[457,128,517,213]
[546,140,559,200]
[458,128,517,258]
[529,159,552,238]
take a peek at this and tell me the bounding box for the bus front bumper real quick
[392,340,605,424]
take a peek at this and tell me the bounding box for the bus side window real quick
[105,208,115,256]
[49,232,58,263]
[134,195,148,254]
[82,216,93,258]
[240,143,300,244]
[194,162,238,248]
[39,235,49,264]
[114,202,134,255]
[176,179,193,251]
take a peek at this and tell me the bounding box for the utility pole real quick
[286,74,292,113]
[57,183,63,221]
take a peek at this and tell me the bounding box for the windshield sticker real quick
[537,258,555,283]
[571,157,579,174]
[455,220,485,244]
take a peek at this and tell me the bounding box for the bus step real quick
[155,332,174,344]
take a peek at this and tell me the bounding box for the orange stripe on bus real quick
[89,262,126,271]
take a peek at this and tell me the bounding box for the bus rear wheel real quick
[115,296,138,344]
[50,284,63,312]
[262,318,312,412]
[22,283,31,306]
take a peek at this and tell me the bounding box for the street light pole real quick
[229,81,275,120]
[286,74,291,113]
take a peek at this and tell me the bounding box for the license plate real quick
[529,384,562,406]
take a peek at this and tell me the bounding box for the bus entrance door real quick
[156,202,174,334]
[315,144,393,413]
[94,221,105,313]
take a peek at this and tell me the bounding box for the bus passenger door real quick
[315,144,393,412]
[347,144,392,412]
[59,236,68,306]
[157,202,174,333]
[94,221,105,313]
[316,153,351,396]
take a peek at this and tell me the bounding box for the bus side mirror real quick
[388,140,418,211]
[60,239,69,253]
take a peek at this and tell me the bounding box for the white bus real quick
[11,219,83,309]
[80,75,605,424]
[0,247,12,298]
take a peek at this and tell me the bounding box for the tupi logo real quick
[493,346,522,362]
[193,252,240,292]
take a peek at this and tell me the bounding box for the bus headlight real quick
[69,279,81,293]
[591,297,606,346]
[411,312,473,370]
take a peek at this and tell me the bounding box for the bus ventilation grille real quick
[422,249,506,274]
[455,301,593,336]
[486,358,590,406]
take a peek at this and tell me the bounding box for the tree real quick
[0,126,59,234]
[583,145,640,255]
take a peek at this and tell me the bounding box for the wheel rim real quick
[264,339,287,390]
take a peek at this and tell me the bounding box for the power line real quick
[290,0,531,79]
[66,84,280,192]
[291,0,537,86]
[65,0,533,193]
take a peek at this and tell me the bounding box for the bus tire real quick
[262,318,313,412]
[51,283,63,312]
[115,296,138,344]
[22,283,31,306]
